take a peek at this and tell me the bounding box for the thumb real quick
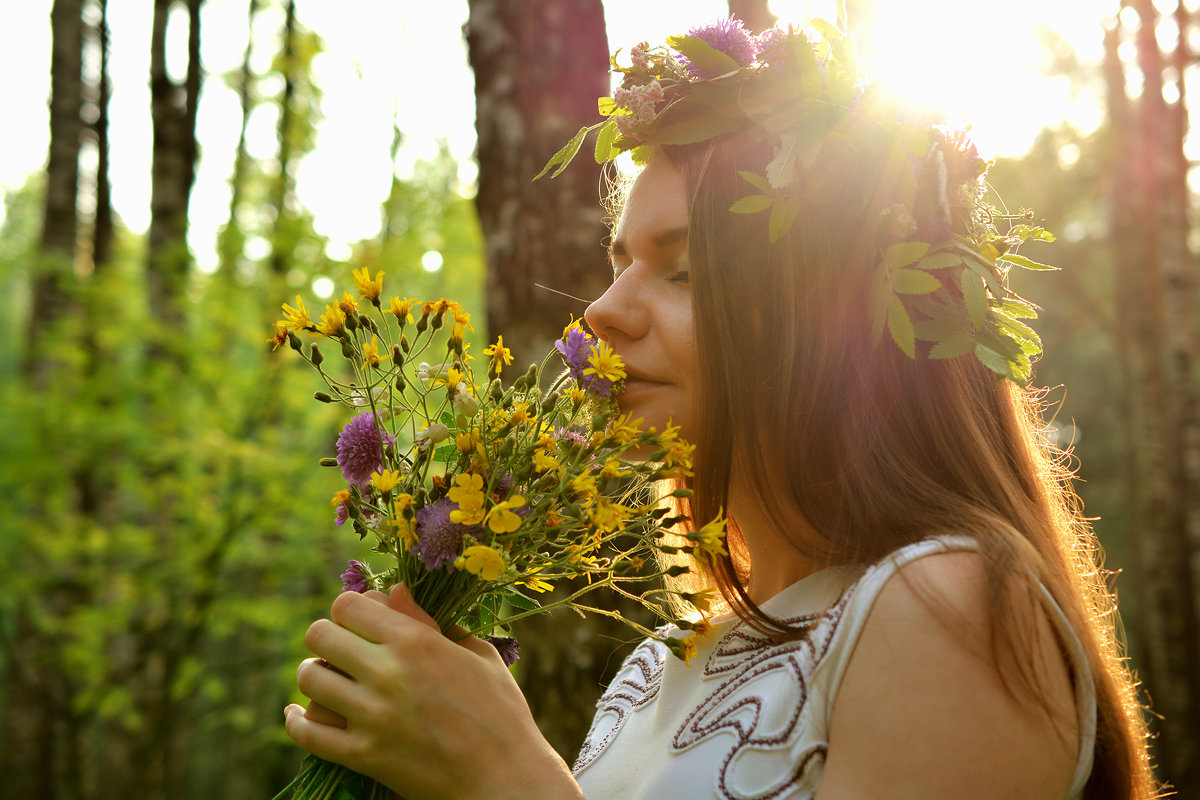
[387,583,440,632]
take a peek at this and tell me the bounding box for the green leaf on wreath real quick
[594,120,620,164]
[887,295,916,358]
[883,241,930,271]
[666,34,742,77]
[534,124,589,180]
[996,252,1059,271]
[598,96,619,117]
[960,269,988,330]
[738,170,772,192]
[929,333,974,359]
[892,269,940,295]
[914,251,964,270]
[768,195,801,243]
[730,194,773,214]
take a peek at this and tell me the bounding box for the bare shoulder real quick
[815,549,1079,800]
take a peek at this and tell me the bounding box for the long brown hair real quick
[649,135,1157,799]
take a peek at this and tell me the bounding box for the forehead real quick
[613,157,689,243]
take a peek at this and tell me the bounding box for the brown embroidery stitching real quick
[572,638,666,773]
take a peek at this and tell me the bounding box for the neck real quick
[728,477,826,605]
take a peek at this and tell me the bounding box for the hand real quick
[284,585,582,800]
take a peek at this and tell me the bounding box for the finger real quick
[304,700,348,728]
[330,590,422,646]
[363,589,389,604]
[285,704,355,765]
[386,584,440,632]
[305,618,381,679]
[296,656,368,720]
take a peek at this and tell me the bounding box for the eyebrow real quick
[607,225,689,262]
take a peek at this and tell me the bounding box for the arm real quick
[285,585,585,800]
[815,551,1079,800]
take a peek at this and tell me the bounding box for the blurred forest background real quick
[0,0,1197,798]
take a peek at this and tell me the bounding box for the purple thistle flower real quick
[679,17,758,79]
[334,502,349,527]
[340,560,369,593]
[555,327,617,398]
[485,636,521,667]
[413,498,477,572]
[337,412,396,489]
[555,326,592,381]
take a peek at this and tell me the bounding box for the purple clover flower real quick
[485,636,521,667]
[336,411,396,489]
[555,327,616,398]
[340,560,369,593]
[412,498,477,572]
[679,17,758,79]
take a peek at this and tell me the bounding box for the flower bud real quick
[318,457,338,467]
[345,313,359,332]
[666,565,691,576]
[416,314,428,334]
[309,343,324,366]
[314,391,335,403]
[392,345,403,366]
[400,333,411,353]
[359,314,377,334]
[395,374,406,392]
[490,379,503,403]
[341,339,356,359]
[287,331,302,352]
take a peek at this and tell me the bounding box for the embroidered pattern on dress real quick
[668,600,851,800]
[572,637,666,773]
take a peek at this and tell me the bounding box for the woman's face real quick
[585,157,698,442]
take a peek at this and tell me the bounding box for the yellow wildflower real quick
[692,619,717,638]
[353,267,385,303]
[338,292,359,316]
[268,322,290,351]
[599,457,628,480]
[522,566,554,593]
[609,414,645,446]
[683,588,719,616]
[459,545,506,581]
[583,340,626,383]
[394,493,415,513]
[567,385,587,406]
[689,510,728,565]
[330,489,352,509]
[589,498,631,533]
[371,469,401,494]
[483,335,514,375]
[280,295,314,331]
[509,402,532,426]
[531,448,559,473]
[486,495,526,534]
[570,472,598,504]
[389,296,418,324]
[361,335,384,367]
[448,473,486,525]
[316,302,347,337]
[391,517,417,548]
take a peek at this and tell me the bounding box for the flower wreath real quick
[537,16,1056,384]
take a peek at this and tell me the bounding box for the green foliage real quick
[0,137,486,797]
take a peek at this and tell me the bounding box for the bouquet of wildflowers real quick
[267,269,725,800]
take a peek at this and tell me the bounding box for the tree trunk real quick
[25,0,85,384]
[146,0,202,330]
[728,0,776,33]
[466,0,663,762]
[269,0,297,278]
[466,0,612,372]
[1105,2,1200,793]
[216,0,259,281]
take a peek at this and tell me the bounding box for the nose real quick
[585,269,648,343]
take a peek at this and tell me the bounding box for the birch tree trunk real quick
[1105,3,1200,794]
[466,0,611,372]
[466,0,666,762]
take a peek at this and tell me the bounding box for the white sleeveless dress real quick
[572,536,1097,799]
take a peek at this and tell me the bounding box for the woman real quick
[285,19,1156,799]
